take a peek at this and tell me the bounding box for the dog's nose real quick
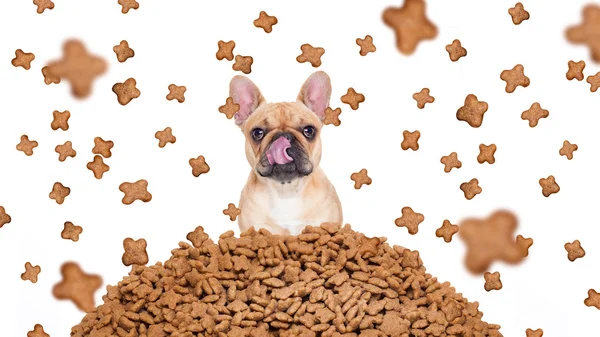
[273,132,294,143]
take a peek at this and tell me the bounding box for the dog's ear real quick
[229,75,266,126]
[297,71,332,120]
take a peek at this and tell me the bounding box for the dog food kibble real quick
[92,137,114,158]
[587,72,600,92]
[508,3,529,25]
[87,155,110,179]
[341,88,365,110]
[16,135,38,156]
[440,152,462,173]
[232,55,254,74]
[49,182,70,205]
[559,140,578,160]
[567,60,585,81]
[155,127,177,148]
[566,5,600,62]
[51,110,70,131]
[118,0,139,13]
[113,40,134,63]
[394,206,425,235]
[539,175,560,197]
[122,238,149,266]
[460,178,482,200]
[53,262,102,312]
[55,141,77,162]
[216,40,236,61]
[436,219,459,243]
[167,84,186,103]
[323,107,342,126]
[412,88,434,109]
[219,97,240,119]
[459,210,526,274]
[12,49,35,70]
[401,130,420,151]
[112,78,141,105]
[477,144,496,164]
[33,0,54,13]
[483,272,502,292]
[223,203,242,221]
[27,324,49,337]
[356,35,376,56]
[516,235,533,257]
[190,155,210,177]
[350,168,372,189]
[70,223,503,337]
[296,44,325,68]
[119,180,152,205]
[254,11,278,33]
[585,289,600,309]
[0,206,11,228]
[382,0,438,55]
[457,94,488,128]
[500,64,530,93]
[521,103,549,127]
[61,221,83,242]
[42,66,60,84]
[526,328,544,337]
[21,262,41,283]
[564,240,585,261]
[445,39,467,62]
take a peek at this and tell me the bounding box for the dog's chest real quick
[269,196,307,232]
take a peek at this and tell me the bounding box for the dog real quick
[228,71,343,235]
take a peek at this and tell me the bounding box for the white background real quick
[1,0,599,336]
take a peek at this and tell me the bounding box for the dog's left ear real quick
[297,71,332,120]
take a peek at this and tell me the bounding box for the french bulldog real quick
[229,71,343,235]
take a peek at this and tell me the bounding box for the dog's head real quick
[229,71,332,184]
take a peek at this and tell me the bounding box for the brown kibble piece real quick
[51,110,70,131]
[521,102,549,127]
[483,271,502,291]
[356,35,376,56]
[584,289,600,309]
[27,324,49,337]
[12,49,35,69]
[445,39,467,61]
[118,0,139,13]
[155,127,176,148]
[460,178,482,200]
[394,206,425,235]
[566,5,600,62]
[401,130,420,151]
[189,155,210,177]
[119,179,152,205]
[296,44,325,67]
[440,152,462,173]
[186,226,209,248]
[253,11,278,33]
[564,240,585,261]
[508,3,529,25]
[113,40,134,63]
[456,94,488,128]
[500,64,530,93]
[539,175,560,197]
[587,72,600,92]
[526,329,543,337]
[323,107,342,126]
[341,88,365,110]
[232,55,253,74]
[516,235,533,257]
[412,88,434,109]
[382,0,438,55]
[92,137,114,158]
[477,144,496,164]
[223,203,242,221]
[42,66,60,85]
[55,141,77,162]
[86,155,110,179]
[436,219,459,243]
[21,262,41,283]
[61,221,83,242]
[122,238,149,266]
[216,40,235,61]
[559,140,578,160]
[33,0,54,13]
[166,84,186,103]
[219,97,240,119]
[16,135,38,156]
[567,60,585,81]
[350,168,372,189]
[112,78,141,105]
[53,262,102,312]
[49,182,70,204]
[0,206,11,228]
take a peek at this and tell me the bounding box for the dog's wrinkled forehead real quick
[247,102,321,131]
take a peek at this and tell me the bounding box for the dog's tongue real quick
[267,137,293,165]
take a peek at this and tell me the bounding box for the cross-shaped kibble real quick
[394,206,424,235]
[92,137,114,158]
[323,107,342,126]
[508,3,530,25]
[516,235,533,257]
[456,94,488,128]
[11,49,35,70]
[412,88,434,109]
[86,155,110,179]
[559,140,578,160]
[118,0,139,14]
[460,178,482,200]
[440,152,462,173]
[27,324,49,337]
[296,44,325,67]
[49,182,70,204]
[61,221,83,242]
[567,60,585,81]
[584,289,600,309]
[350,169,372,189]
[567,5,600,62]
[33,0,54,13]
[112,78,141,105]
[42,65,60,85]
[525,329,543,337]
[484,271,502,291]
[500,64,530,93]
[16,135,38,156]
[113,40,134,63]
[587,72,600,92]
[189,155,210,177]
[401,249,421,268]
[52,262,102,312]
[122,238,149,266]
[166,84,186,103]
[341,88,365,110]
[436,219,459,243]
[55,141,77,162]
[119,179,152,205]
[539,175,560,197]
[401,130,420,151]
[232,55,253,74]
[0,206,11,228]
[155,127,176,148]
[219,97,240,119]
[445,39,467,62]
[356,35,376,56]
[564,240,585,261]
[216,40,236,61]
[253,11,278,33]
[382,0,438,55]
[21,262,41,283]
[187,226,209,248]
[477,144,496,164]
[521,102,549,127]
[51,110,70,131]
[223,203,242,221]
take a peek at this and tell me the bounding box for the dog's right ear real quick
[229,75,266,127]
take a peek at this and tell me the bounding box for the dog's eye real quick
[303,126,316,139]
[251,128,265,141]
